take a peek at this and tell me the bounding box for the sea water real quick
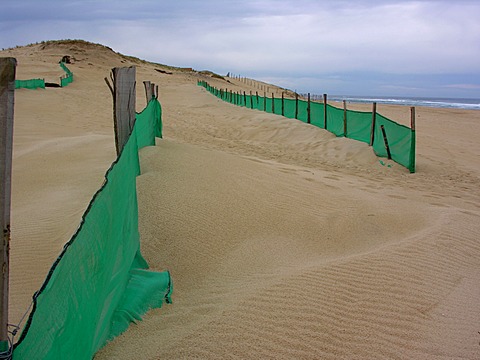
[328,96,480,110]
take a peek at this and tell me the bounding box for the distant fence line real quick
[14,60,74,90]
[198,80,416,173]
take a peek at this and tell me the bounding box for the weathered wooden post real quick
[143,81,152,104]
[307,93,311,124]
[0,57,15,353]
[295,93,299,119]
[250,91,253,109]
[105,66,136,155]
[370,102,377,146]
[281,92,285,116]
[380,125,392,160]
[323,94,328,130]
[263,92,266,111]
[410,107,416,173]
[343,100,347,136]
[272,93,275,113]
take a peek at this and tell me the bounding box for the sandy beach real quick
[2,41,480,359]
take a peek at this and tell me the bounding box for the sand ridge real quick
[2,41,480,359]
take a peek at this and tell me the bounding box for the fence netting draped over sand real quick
[199,81,416,173]
[11,98,170,360]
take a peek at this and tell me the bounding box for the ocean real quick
[327,96,480,110]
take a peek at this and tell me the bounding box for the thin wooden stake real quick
[410,106,416,173]
[272,93,275,113]
[410,106,416,131]
[250,91,253,109]
[343,100,347,136]
[264,92,266,111]
[0,57,16,352]
[323,94,328,130]
[281,92,285,116]
[295,93,299,119]
[370,102,377,146]
[380,125,392,159]
[307,93,311,124]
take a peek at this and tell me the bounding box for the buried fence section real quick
[13,68,169,360]
[198,80,416,173]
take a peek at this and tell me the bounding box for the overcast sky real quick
[1,0,479,98]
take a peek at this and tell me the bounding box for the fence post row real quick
[198,81,417,173]
[0,57,16,353]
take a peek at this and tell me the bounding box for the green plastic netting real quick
[12,98,170,360]
[15,78,45,89]
[60,62,73,87]
[199,81,415,173]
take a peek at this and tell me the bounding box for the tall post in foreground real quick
[110,66,136,155]
[343,100,347,137]
[410,107,416,173]
[0,57,16,352]
[323,94,328,130]
[370,102,377,146]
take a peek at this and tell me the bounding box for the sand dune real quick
[2,41,480,359]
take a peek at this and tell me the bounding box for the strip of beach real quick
[2,41,480,359]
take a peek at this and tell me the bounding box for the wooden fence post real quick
[295,93,299,119]
[323,94,328,130]
[380,125,392,159]
[143,81,152,104]
[0,57,16,352]
[370,102,377,146]
[343,100,347,136]
[109,66,136,155]
[250,91,253,109]
[272,93,275,113]
[410,107,416,173]
[307,93,311,124]
[263,92,266,111]
[281,92,285,116]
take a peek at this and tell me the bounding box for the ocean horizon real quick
[326,95,480,110]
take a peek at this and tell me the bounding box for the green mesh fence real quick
[15,78,45,89]
[12,98,170,360]
[199,81,415,173]
[60,62,74,87]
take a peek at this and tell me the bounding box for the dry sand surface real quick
[2,41,480,359]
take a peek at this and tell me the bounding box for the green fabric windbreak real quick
[373,114,413,172]
[12,98,171,360]
[345,110,372,144]
[60,62,74,87]
[310,102,325,129]
[198,80,415,172]
[15,78,45,89]
[326,104,345,136]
